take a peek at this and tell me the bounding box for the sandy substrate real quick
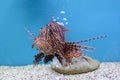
[0,62,120,80]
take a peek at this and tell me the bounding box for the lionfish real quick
[25,21,107,66]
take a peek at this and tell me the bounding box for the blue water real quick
[0,0,120,66]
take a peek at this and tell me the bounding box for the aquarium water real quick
[0,0,120,66]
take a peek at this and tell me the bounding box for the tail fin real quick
[24,27,36,40]
[70,35,107,44]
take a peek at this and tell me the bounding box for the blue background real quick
[0,0,120,66]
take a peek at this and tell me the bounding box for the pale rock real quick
[51,56,100,74]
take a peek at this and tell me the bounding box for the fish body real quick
[26,20,106,66]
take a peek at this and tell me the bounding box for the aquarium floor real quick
[0,62,120,80]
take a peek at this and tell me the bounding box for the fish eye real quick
[48,28,52,33]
